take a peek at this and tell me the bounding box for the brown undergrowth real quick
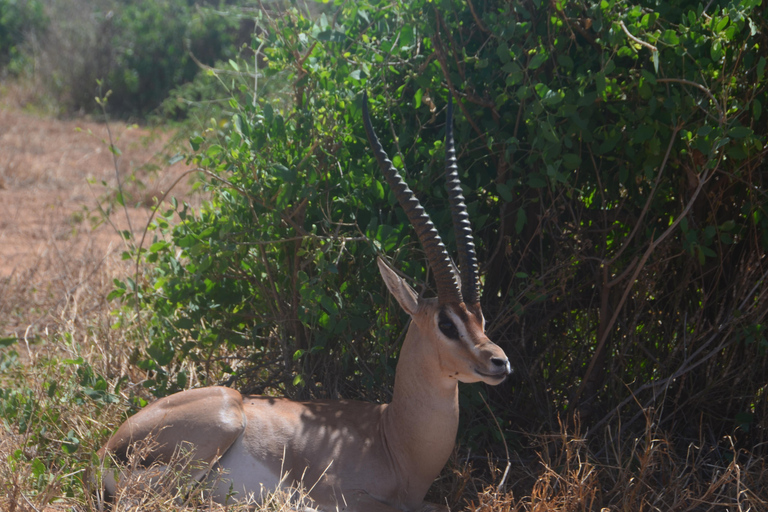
[464,416,766,511]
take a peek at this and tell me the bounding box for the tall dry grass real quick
[465,414,767,511]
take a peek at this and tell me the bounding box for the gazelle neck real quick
[383,318,459,495]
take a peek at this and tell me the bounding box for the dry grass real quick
[96,436,321,512]
[463,415,767,512]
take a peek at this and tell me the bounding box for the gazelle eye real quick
[438,311,460,340]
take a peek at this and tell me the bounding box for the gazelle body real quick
[100,93,510,512]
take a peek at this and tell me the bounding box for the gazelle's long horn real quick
[362,91,463,305]
[444,96,480,306]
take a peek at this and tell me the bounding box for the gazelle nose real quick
[491,357,512,374]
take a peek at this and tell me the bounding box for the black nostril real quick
[491,357,507,368]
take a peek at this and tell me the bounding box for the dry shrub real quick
[466,413,767,512]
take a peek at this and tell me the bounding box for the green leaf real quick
[641,69,657,85]
[497,183,514,203]
[727,126,753,139]
[714,137,731,150]
[662,29,680,45]
[400,24,414,47]
[320,295,338,316]
[177,234,197,248]
[496,42,511,64]
[632,124,655,143]
[556,54,573,70]
[206,144,224,157]
[515,209,527,234]
[147,340,174,367]
[711,41,723,62]
[106,289,125,301]
[562,153,581,170]
[189,136,204,151]
[529,53,548,70]
[61,430,80,454]
[414,88,423,109]
[149,241,170,253]
[0,337,17,347]
[373,179,385,200]
[527,173,547,188]
[714,16,730,33]
[31,458,46,478]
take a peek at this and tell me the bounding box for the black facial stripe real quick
[438,310,460,340]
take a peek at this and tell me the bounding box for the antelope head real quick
[362,92,511,386]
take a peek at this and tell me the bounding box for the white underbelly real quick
[208,432,282,505]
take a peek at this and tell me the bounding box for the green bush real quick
[114,0,768,453]
[18,0,244,116]
[0,0,47,72]
[104,0,243,117]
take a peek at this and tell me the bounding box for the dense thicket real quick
[113,0,767,459]
[1,0,247,116]
[0,0,46,71]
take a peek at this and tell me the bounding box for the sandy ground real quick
[0,108,190,278]
[0,106,198,337]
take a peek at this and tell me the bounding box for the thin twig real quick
[97,88,134,238]
[479,393,511,493]
[656,78,725,127]
[618,20,658,53]
[607,122,682,266]
[574,139,720,408]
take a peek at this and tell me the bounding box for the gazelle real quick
[99,92,511,512]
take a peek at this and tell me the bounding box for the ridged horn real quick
[444,96,480,305]
[362,91,463,305]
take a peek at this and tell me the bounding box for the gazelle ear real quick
[377,257,419,316]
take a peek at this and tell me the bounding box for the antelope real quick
[99,92,511,512]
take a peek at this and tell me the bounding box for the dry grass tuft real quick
[96,434,320,512]
[464,414,767,512]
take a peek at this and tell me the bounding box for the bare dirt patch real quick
[0,107,192,336]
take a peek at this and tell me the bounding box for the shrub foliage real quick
[112,0,768,458]
[0,0,46,72]
[2,0,245,116]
